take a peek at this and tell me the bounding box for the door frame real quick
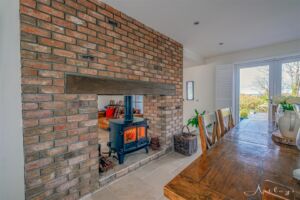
[234,55,300,123]
[234,60,275,123]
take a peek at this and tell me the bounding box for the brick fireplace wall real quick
[20,0,183,199]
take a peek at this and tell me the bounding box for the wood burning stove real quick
[108,96,149,164]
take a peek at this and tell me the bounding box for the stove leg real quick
[145,146,149,154]
[118,153,124,164]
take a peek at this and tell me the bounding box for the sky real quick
[240,65,269,95]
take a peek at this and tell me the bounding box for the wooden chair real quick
[216,107,234,136]
[198,112,221,153]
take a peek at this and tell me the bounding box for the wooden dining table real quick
[164,120,300,199]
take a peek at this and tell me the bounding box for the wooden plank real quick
[164,121,300,200]
[65,74,176,95]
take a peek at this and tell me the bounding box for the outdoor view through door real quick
[239,65,270,121]
[282,60,300,97]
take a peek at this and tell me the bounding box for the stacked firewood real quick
[98,144,114,173]
[99,156,114,172]
[150,136,160,150]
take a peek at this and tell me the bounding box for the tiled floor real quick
[85,141,202,200]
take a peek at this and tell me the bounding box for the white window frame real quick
[234,54,300,123]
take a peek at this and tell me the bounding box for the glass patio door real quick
[235,56,300,123]
[238,64,271,121]
[281,59,300,97]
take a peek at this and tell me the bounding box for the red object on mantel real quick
[106,107,115,118]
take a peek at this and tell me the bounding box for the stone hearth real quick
[20,0,183,199]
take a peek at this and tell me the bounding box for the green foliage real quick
[280,100,294,111]
[239,94,268,117]
[187,109,206,128]
[240,109,249,119]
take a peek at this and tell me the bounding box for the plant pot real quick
[278,110,300,139]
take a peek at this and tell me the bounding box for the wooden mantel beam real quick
[65,74,176,96]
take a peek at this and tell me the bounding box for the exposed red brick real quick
[66,15,86,26]
[78,12,96,24]
[23,110,52,119]
[23,103,39,110]
[55,136,78,147]
[21,0,36,8]
[39,38,65,49]
[78,68,97,76]
[22,67,38,76]
[53,94,78,101]
[20,1,183,199]
[23,60,51,70]
[53,79,64,87]
[53,63,77,73]
[66,59,87,67]
[77,40,96,49]
[21,42,51,53]
[39,70,64,79]
[23,94,52,102]
[66,44,87,54]
[87,10,105,21]
[24,135,39,145]
[79,119,97,127]
[21,23,50,37]
[77,0,96,11]
[52,1,76,15]
[23,119,39,128]
[79,95,97,101]
[65,0,86,12]
[39,116,66,126]
[20,5,51,22]
[68,154,89,165]
[54,122,78,132]
[68,141,88,151]
[37,4,64,18]
[40,102,65,110]
[67,114,89,122]
[22,77,52,85]
[53,33,76,44]
[38,21,64,34]
[47,146,67,156]
[53,49,76,59]
[25,141,53,153]
[25,158,52,171]
[45,176,67,189]
[52,17,76,30]
[79,132,97,141]
[77,26,96,36]
[56,178,79,192]
[97,7,113,18]
[66,29,87,40]
[40,86,64,94]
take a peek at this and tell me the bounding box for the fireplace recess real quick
[108,96,149,164]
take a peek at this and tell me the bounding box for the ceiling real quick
[103,0,300,67]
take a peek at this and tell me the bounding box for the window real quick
[281,60,300,97]
[132,95,143,113]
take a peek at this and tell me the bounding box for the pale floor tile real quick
[87,133,202,200]
[88,150,201,200]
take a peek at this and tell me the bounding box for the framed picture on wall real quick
[186,81,194,100]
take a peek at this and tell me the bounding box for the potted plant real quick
[187,109,206,129]
[274,96,300,139]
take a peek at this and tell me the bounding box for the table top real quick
[164,120,300,200]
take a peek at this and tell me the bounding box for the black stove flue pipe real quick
[124,96,133,123]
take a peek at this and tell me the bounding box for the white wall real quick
[0,0,25,199]
[183,39,300,124]
[183,65,215,125]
